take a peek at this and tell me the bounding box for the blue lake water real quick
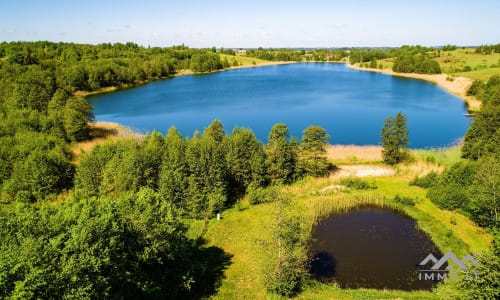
[89,63,469,148]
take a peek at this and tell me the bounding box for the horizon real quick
[1,0,499,48]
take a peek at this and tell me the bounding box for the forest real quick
[0,41,498,299]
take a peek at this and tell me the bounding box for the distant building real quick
[235,49,247,55]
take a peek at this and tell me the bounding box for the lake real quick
[89,63,469,148]
[309,206,443,290]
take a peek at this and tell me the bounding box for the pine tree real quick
[381,112,409,164]
[159,127,188,209]
[266,123,296,184]
[298,125,330,177]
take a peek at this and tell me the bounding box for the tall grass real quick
[411,146,463,167]
[304,194,387,231]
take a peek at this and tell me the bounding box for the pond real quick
[89,63,469,148]
[309,205,442,290]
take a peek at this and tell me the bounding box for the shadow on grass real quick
[188,238,233,299]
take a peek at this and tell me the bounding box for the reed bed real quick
[302,193,388,233]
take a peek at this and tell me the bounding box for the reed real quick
[303,193,387,232]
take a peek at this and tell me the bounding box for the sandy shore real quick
[347,63,481,111]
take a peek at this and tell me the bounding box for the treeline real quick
[246,48,304,61]
[474,43,500,54]
[462,75,500,160]
[244,48,351,62]
[75,121,332,218]
[391,45,441,74]
[349,46,442,74]
[0,42,232,202]
[0,42,225,93]
[411,75,500,229]
[349,48,393,64]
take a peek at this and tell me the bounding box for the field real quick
[186,148,492,299]
[219,53,274,67]
[435,48,500,80]
[374,48,500,82]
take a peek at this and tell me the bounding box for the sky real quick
[1,0,499,48]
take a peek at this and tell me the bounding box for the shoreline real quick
[346,63,481,111]
[74,60,296,98]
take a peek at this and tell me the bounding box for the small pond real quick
[310,205,443,290]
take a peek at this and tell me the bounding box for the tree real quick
[380,112,409,164]
[2,149,74,202]
[453,234,500,300]
[462,101,500,160]
[0,192,211,299]
[226,128,267,196]
[264,194,306,297]
[159,127,188,210]
[265,123,296,184]
[63,97,93,141]
[184,121,229,218]
[468,156,499,228]
[298,125,331,177]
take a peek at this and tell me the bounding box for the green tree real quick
[298,125,330,177]
[468,156,499,228]
[2,150,73,202]
[0,192,210,299]
[159,127,188,210]
[265,123,296,184]
[264,195,306,297]
[63,97,93,141]
[226,127,267,197]
[427,161,476,210]
[184,121,228,218]
[454,234,500,300]
[381,112,409,164]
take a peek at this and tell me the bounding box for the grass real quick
[372,48,500,82]
[219,54,273,67]
[187,203,275,299]
[434,48,500,75]
[186,155,492,299]
[411,146,464,167]
[455,67,500,81]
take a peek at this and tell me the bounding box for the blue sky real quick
[1,0,498,47]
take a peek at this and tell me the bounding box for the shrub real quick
[340,177,377,190]
[246,185,278,205]
[466,79,484,96]
[393,194,417,206]
[409,171,438,188]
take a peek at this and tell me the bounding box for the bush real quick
[246,185,278,205]
[466,79,484,96]
[340,177,377,190]
[409,171,438,188]
[393,194,417,206]
[427,161,477,211]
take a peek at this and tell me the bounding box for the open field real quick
[435,48,500,75]
[220,53,271,66]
